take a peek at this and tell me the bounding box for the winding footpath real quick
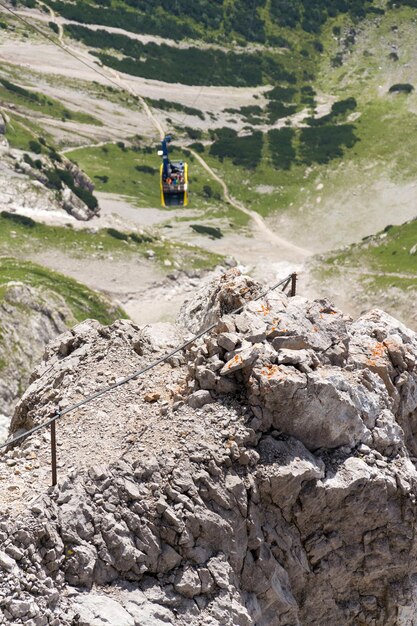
[36,2,310,262]
[189,148,310,260]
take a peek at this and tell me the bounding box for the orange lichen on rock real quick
[257,304,271,316]
[260,364,281,380]
[366,341,387,367]
[227,354,242,369]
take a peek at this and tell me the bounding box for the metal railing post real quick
[50,420,57,487]
[290,273,297,297]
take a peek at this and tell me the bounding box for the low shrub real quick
[389,83,414,94]
[135,164,157,175]
[209,128,263,169]
[184,127,202,140]
[188,142,204,153]
[299,124,358,164]
[28,140,42,154]
[130,232,154,244]
[1,211,36,228]
[190,224,223,239]
[107,228,129,241]
[268,128,296,170]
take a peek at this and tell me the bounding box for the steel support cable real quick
[0,273,296,452]
[0,1,209,139]
[0,1,136,94]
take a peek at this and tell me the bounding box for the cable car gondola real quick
[158,135,188,207]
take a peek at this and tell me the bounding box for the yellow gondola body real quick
[160,162,188,208]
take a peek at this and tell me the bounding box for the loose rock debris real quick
[1,270,417,625]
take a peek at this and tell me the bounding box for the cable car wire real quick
[0,1,212,140]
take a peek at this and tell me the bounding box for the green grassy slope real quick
[0,78,101,126]
[313,219,417,285]
[65,142,225,210]
[0,256,125,324]
[309,217,417,325]
[4,0,417,327]
[9,0,416,226]
[0,211,224,271]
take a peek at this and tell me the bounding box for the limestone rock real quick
[3,270,417,625]
[0,281,73,435]
[73,595,135,626]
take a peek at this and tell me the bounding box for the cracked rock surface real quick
[0,281,74,440]
[1,270,417,624]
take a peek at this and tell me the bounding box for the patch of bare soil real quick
[271,174,417,253]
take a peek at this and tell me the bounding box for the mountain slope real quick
[308,217,417,324]
[1,0,417,325]
[2,271,417,624]
[0,256,125,438]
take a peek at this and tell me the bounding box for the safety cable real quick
[0,273,295,451]
[0,4,298,451]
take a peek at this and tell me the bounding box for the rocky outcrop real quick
[0,148,99,221]
[0,112,7,150]
[0,281,74,439]
[2,270,417,625]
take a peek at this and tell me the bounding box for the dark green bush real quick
[147,98,205,120]
[130,232,153,244]
[73,186,98,211]
[1,210,36,228]
[266,86,297,102]
[209,128,263,169]
[267,101,297,123]
[189,142,204,153]
[107,228,129,241]
[135,164,157,175]
[389,83,414,94]
[49,149,62,163]
[299,124,358,164]
[0,78,40,102]
[28,140,42,154]
[65,24,296,87]
[224,105,265,124]
[331,97,357,116]
[49,0,197,41]
[268,128,296,170]
[56,168,74,187]
[307,97,357,127]
[23,153,35,168]
[184,127,202,140]
[45,168,62,190]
